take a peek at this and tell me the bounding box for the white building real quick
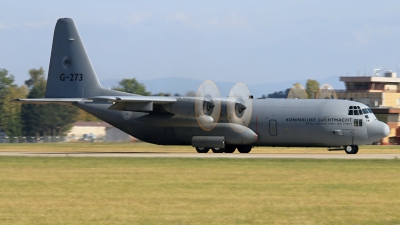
[67,122,135,142]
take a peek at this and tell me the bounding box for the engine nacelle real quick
[162,98,196,117]
[192,136,225,148]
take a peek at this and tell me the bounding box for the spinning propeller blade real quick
[316,84,337,99]
[287,84,308,99]
[227,83,253,132]
[195,80,221,131]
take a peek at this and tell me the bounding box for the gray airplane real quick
[15,18,390,154]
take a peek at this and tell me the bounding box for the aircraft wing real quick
[13,95,178,112]
[88,96,177,112]
[12,98,84,105]
[88,96,177,104]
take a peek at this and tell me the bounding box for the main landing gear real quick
[194,146,252,153]
[195,147,209,153]
[345,145,359,154]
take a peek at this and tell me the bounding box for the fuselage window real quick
[365,115,369,119]
[354,119,363,126]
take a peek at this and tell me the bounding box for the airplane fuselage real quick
[16,18,390,154]
[75,98,385,148]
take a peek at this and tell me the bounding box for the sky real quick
[2,0,400,88]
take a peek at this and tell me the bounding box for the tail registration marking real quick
[60,74,83,81]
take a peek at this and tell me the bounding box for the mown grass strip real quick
[0,157,399,224]
[1,142,400,154]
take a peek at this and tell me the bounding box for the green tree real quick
[113,78,150,95]
[266,88,290,98]
[306,79,320,99]
[21,68,79,136]
[0,69,26,138]
[25,67,45,89]
[0,85,28,137]
[0,69,15,93]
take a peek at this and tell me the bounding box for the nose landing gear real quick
[345,145,359,154]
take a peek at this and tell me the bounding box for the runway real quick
[1,152,400,159]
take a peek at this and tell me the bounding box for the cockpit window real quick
[348,106,366,115]
[368,108,373,113]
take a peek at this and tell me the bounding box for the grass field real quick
[0,156,400,224]
[1,143,400,224]
[1,142,400,154]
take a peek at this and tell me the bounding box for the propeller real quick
[287,83,308,99]
[195,80,221,131]
[316,84,337,99]
[227,83,253,132]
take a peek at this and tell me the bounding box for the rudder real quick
[45,18,103,98]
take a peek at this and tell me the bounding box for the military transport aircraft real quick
[14,18,390,154]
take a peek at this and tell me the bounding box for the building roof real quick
[340,76,400,83]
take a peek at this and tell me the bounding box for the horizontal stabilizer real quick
[12,98,84,105]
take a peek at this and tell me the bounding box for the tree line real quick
[0,68,79,138]
[0,68,160,139]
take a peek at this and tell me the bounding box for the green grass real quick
[0,157,400,224]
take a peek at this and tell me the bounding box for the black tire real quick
[224,146,236,153]
[345,145,359,154]
[195,147,210,153]
[237,146,252,153]
[211,147,224,153]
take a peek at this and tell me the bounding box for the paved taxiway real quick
[0,152,400,159]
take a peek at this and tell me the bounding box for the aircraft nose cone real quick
[367,121,390,142]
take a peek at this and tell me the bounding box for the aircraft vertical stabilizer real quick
[45,18,104,98]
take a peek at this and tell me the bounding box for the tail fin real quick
[45,18,106,98]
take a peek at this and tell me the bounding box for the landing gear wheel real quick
[237,146,252,153]
[345,145,359,154]
[224,146,236,153]
[211,148,224,153]
[195,147,210,153]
